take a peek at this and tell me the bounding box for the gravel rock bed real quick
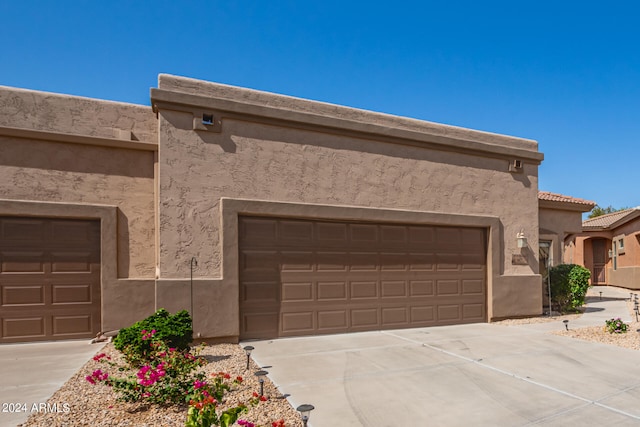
[19,343,302,427]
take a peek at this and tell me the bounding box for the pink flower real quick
[85,375,96,384]
[193,380,206,389]
[238,420,255,427]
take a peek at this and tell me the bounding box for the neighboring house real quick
[0,74,548,343]
[566,208,640,290]
[537,191,596,307]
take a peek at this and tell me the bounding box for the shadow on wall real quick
[117,209,130,278]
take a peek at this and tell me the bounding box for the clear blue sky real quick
[2,1,638,211]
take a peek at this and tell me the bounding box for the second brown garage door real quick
[239,216,486,340]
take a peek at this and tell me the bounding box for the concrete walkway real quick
[244,286,640,427]
[0,339,105,426]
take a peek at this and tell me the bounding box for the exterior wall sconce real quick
[296,404,315,427]
[516,231,527,248]
[609,249,614,258]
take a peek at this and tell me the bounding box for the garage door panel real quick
[410,280,434,296]
[240,250,279,275]
[2,316,46,339]
[350,281,378,299]
[2,285,45,306]
[410,305,435,322]
[239,216,486,339]
[380,225,408,246]
[349,252,379,271]
[436,280,460,295]
[408,253,436,271]
[351,308,379,328]
[381,307,407,325]
[462,279,484,295]
[317,281,347,300]
[278,220,314,245]
[281,311,314,333]
[0,217,101,343]
[316,252,348,271]
[317,310,348,330]
[438,304,461,321]
[51,252,94,272]
[282,282,313,301]
[281,251,314,272]
[239,218,277,245]
[1,251,46,273]
[1,219,46,242]
[316,223,348,246]
[241,281,279,303]
[52,284,93,304]
[242,312,278,338]
[380,253,407,271]
[349,224,379,247]
[52,314,93,336]
[381,281,407,297]
[463,303,484,320]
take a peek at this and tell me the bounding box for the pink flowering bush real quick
[88,330,207,405]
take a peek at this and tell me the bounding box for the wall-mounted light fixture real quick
[516,231,527,248]
[609,249,614,258]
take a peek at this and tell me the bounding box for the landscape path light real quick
[563,319,569,331]
[599,291,603,300]
[296,404,315,427]
[255,370,268,396]
[243,345,254,370]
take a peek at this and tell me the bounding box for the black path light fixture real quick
[296,404,315,427]
[255,370,268,397]
[243,345,254,370]
[563,319,569,331]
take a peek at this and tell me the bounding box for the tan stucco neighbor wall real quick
[152,74,545,337]
[0,87,159,332]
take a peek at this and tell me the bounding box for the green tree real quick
[588,205,629,219]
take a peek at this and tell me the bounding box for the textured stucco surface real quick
[0,85,157,142]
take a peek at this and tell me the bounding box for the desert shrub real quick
[549,264,591,313]
[113,309,193,364]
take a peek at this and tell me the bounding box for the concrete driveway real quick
[0,339,105,426]
[245,323,640,426]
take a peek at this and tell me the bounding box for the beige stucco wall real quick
[153,74,544,336]
[539,206,587,266]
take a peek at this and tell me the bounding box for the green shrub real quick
[549,264,591,313]
[113,309,193,364]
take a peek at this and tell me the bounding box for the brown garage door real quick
[0,217,101,343]
[239,216,486,340]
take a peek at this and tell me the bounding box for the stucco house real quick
[0,74,574,343]
[565,208,640,290]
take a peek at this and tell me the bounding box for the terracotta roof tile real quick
[582,208,639,229]
[538,191,596,207]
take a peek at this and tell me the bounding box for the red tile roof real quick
[582,208,640,230]
[538,191,596,208]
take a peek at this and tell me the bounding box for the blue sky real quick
[2,1,638,211]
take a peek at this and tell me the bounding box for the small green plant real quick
[605,317,628,334]
[113,308,193,365]
[549,264,591,313]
